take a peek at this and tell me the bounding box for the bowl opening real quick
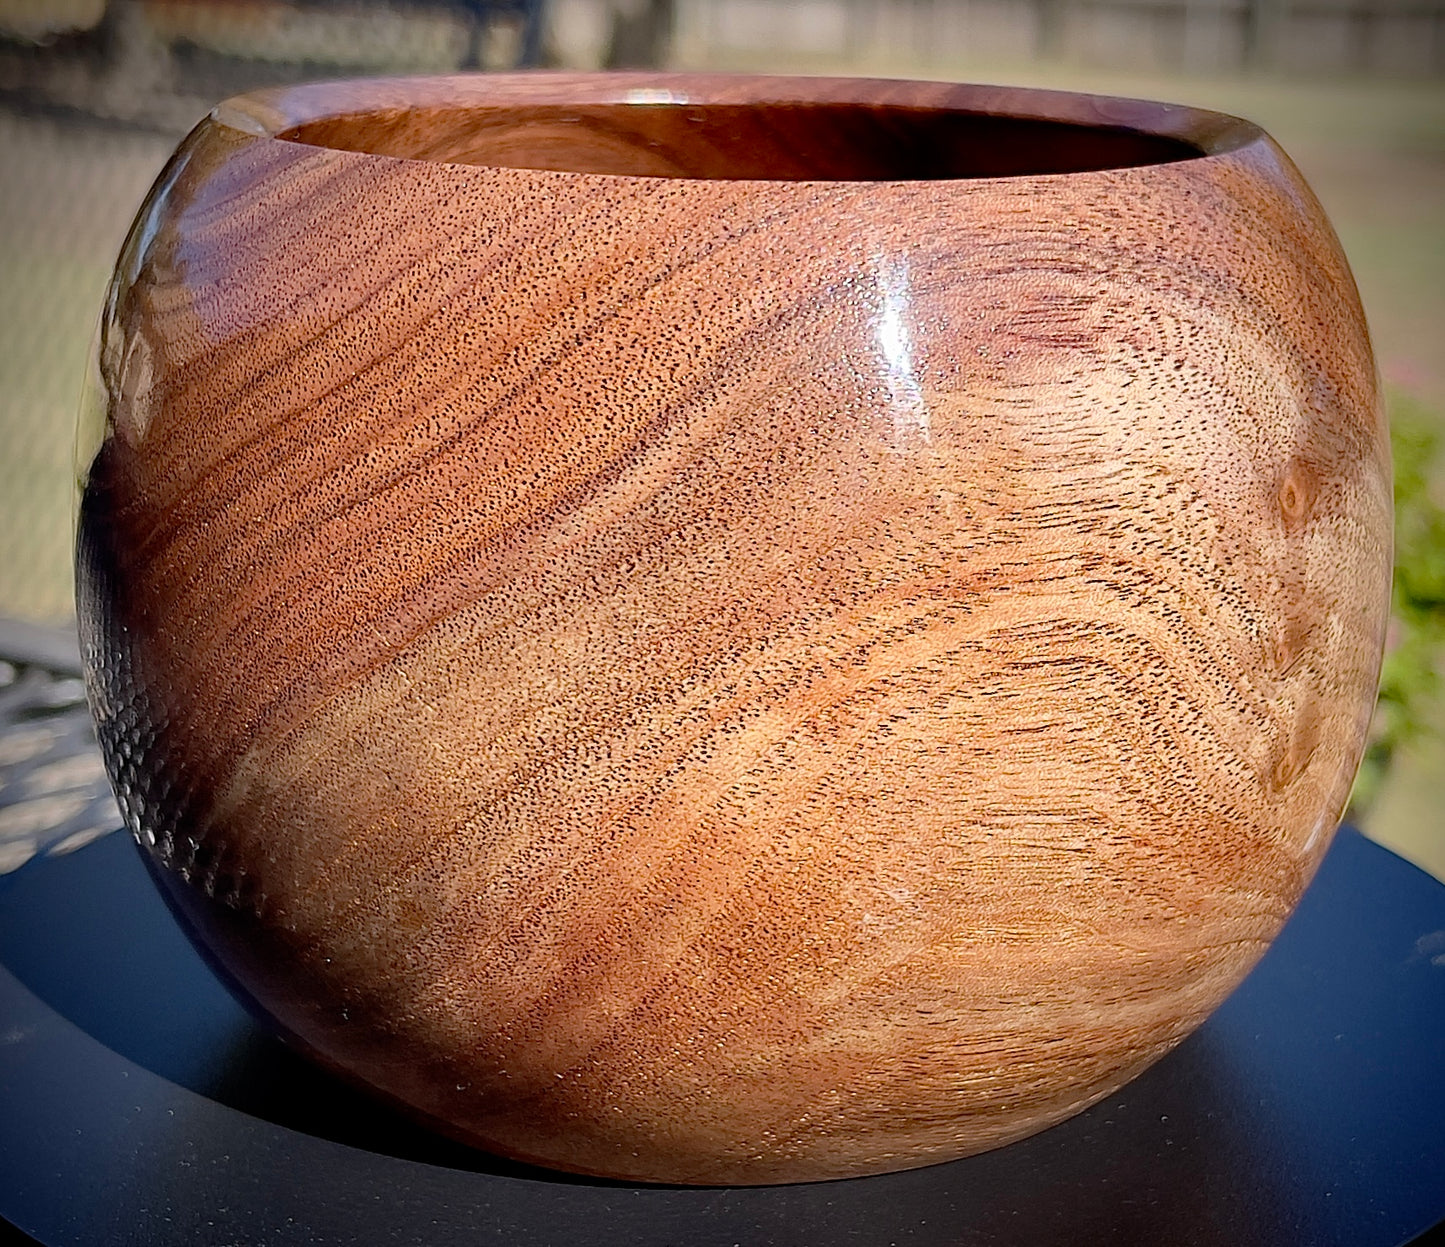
[275,100,1208,181]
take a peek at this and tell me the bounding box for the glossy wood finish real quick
[75,73,1391,1185]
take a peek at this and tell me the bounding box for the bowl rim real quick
[207,71,1267,185]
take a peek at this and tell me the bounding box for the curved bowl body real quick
[75,73,1391,1185]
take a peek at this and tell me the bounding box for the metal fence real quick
[0,0,1440,625]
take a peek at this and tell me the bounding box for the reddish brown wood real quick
[75,73,1391,1185]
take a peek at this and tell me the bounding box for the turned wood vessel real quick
[76,73,1391,1185]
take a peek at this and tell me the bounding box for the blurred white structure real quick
[3,0,1438,75]
[668,0,1444,74]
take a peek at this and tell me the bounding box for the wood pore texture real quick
[74,73,1392,1185]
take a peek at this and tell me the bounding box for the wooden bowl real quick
[75,73,1391,1185]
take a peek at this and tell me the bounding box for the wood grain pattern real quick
[75,73,1391,1185]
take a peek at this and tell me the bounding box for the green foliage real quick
[1350,395,1445,816]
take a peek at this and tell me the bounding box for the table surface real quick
[1,625,1444,1247]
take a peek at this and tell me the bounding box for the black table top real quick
[0,818,1443,1246]
[1,617,1443,1247]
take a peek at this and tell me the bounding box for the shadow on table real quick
[1,825,1442,1246]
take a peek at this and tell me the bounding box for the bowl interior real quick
[276,99,1208,181]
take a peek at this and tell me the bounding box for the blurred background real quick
[1,0,1441,877]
